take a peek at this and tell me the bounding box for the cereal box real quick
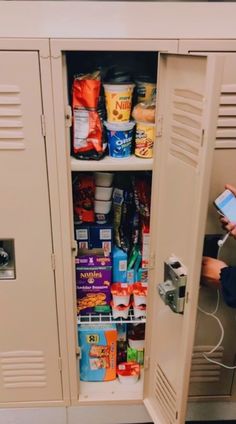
[76,251,112,315]
[78,324,117,381]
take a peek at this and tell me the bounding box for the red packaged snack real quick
[73,174,95,223]
[73,109,103,155]
[117,361,140,384]
[72,71,101,109]
[72,71,105,160]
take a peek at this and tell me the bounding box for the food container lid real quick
[104,67,133,84]
[135,120,155,127]
[135,75,156,84]
[104,120,136,131]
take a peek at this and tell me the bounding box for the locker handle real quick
[157,256,187,314]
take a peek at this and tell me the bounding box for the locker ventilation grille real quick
[171,89,203,168]
[154,363,177,424]
[0,350,47,388]
[190,345,223,383]
[0,84,25,150]
[216,84,236,148]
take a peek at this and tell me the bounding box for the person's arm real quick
[201,257,236,308]
[220,266,236,308]
[201,256,227,289]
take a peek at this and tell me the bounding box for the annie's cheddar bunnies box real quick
[76,250,112,315]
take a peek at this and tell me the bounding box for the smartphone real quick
[214,189,236,222]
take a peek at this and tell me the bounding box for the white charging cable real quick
[217,231,230,248]
[198,290,236,369]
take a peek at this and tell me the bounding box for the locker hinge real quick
[58,357,62,372]
[201,128,205,147]
[51,253,56,270]
[40,114,46,137]
[65,105,72,128]
[148,252,155,270]
[72,240,78,257]
[156,115,163,137]
[144,355,150,370]
[185,291,189,304]
[76,346,81,359]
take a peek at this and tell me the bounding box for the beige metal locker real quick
[0,50,62,403]
[50,34,223,423]
[1,3,236,423]
[179,40,236,400]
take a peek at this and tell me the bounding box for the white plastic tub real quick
[95,185,113,201]
[94,172,114,187]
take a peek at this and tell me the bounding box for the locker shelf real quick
[77,310,146,325]
[71,155,153,172]
[78,370,144,402]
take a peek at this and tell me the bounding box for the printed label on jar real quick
[103,84,134,123]
[135,122,155,158]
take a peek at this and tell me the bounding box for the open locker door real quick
[143,53,224,423]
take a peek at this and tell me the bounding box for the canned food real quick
[135,121,155,158]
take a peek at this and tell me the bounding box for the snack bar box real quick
[76,252,112,315]
[78,324,117,381]
[75,223,113,253]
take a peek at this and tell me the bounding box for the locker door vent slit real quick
[190,345,223,383]
[0,351,47,389]
[216,84,236,148]
[154,363,177,424]
[171,89,204,168]
[0,84,25,150]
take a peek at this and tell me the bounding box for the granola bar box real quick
[78,324,117,381]
[76,252,112,315]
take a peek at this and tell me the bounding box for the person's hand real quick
[201,256,228,288]
[219,184,236,239]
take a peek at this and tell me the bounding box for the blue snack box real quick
[90,224,113,254]
[112,246,127,283]
[74,223,113,253]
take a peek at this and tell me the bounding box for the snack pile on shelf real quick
[78,322,145,383]
[74,170,151,383]
[73,171,151,316]
[71,67,157,160]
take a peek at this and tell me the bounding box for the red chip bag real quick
[72,73,101,109]
[73,174,95,223]
[72,71,104,160]
[73,109,103,155]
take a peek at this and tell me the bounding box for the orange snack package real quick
[72,71,101,109]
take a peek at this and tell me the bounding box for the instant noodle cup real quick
[111,301,130,319]
[128,337,145,350]
[94,172,114,187]
[135,121,155,159]
[111,283,133,307]
[94,199,112,224]
[104,121,135,159]
[132,302,146,319]
[95,186,113,201]
[132,283,147,306]
[103,84,135,123]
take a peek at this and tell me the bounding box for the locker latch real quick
[158,256,187,314]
